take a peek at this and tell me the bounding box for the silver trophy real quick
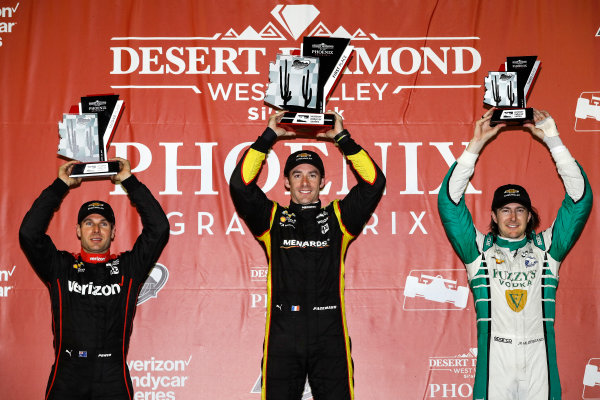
[58,95,124,178]
[484,56,541,126]
[264,37,353,134]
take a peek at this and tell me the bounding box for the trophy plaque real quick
[264,36,354,134]
[58,94,124,178]
[484,56,541,126]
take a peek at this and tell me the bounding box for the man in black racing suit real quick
[19,158,170,400]
[230,112,386,400]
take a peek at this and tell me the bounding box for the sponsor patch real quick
[505,289,527,312]
[494,336,512,344]
[524,257,538,268]
[73,262,85,272]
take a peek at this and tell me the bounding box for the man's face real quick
[76,214,115,254]
[284,164,325,205]
[491,203,531,239]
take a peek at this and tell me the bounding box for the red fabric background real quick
[1,1,599,399]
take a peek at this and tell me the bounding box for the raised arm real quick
[524,111,593,261]
[19,161,81,281]
[437,152,481,265]
[331,113,386,237]
[229,112,292,237]
[118,158,170,277]
[436,111,504,265]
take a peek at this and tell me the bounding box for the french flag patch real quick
[291,305,300,312]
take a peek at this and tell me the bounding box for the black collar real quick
[289,200,322,213]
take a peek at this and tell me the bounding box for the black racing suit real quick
[19,175,169,400]
[230,128,385,400]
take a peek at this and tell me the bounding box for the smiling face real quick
[284,164,325,205]
[491,203,531,239]
[76,213,115,254]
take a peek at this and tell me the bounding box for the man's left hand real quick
[524,109,557,140]
[110,157,132,185]
[317,111,344,140]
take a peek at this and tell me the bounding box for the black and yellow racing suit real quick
[230,128,385,400]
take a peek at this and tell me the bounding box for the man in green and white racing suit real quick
[438,109,592,400]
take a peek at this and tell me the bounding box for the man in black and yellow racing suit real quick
[230,112,385,400]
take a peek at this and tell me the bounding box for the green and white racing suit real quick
[438,142,592,400]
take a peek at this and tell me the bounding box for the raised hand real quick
[317,111,344,140]
[466,108,506,154]
[268,110,296,138]
[110,157,132,185]
[58,160,83,187]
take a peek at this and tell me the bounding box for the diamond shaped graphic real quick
[271,5,320,40]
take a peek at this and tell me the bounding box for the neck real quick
[495,235,528,251]
[80,248,112,263]
[497,235,526,242]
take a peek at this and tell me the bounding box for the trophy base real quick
[69,161,120,178]
[490,108,534,126]
[277,112,335,134]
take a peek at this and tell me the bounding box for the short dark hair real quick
[489,206,540,237]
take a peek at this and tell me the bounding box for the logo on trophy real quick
[484,56,541,126]
[264,36,354,133]
[58,94,124,178]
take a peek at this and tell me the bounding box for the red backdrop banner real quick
[1,1,599,399]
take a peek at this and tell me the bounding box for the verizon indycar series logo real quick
[129,355,192,400]
[583,358,600,399]
[0,2,19,49]
[575,92,600,132]
[427,348,477,399]
[403,270,469,310]
[0,264,15,298]
[137,263,169,305]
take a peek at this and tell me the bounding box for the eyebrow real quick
[82,217,110,224]
[291,169,319,175]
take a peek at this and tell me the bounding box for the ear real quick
[284,176,290,191]
[110,225,116,241]
[319,177,326,190]
[491,211,498,224]
[76,224,82,239]
[527,212,532,222]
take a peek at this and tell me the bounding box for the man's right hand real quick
[466,108,506,154]
[58,160,82,187]
[268,110,296,138]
